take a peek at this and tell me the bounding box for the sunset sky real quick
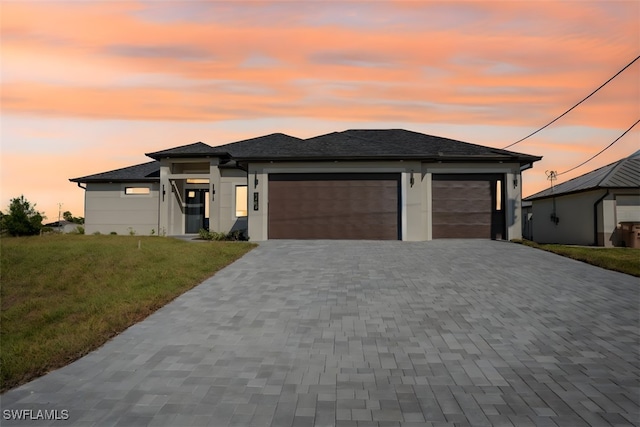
[2,1,638,221]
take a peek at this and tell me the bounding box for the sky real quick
[1,0,639,221]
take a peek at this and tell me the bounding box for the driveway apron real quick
[2,240,638,426]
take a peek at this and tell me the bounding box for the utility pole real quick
[545,170,557,190]
[58,203,63,232]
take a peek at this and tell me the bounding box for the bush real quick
[198,228,249,241]
[72,226,85,235]
[226,229,249,241]
[1,196,44,236]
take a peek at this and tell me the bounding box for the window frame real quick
[123,186,151,196]
[235,185,248,218]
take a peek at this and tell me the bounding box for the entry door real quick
[185,189,206,233]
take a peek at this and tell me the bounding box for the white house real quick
[70,129,541,241]
[524,151,640,247]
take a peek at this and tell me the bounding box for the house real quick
[43,220,83,233]
[524,151,640,247]
[70,129,541,240]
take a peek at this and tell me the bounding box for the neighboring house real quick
[43,220,83,234]
[524,151,640,247]
[70,129,541,241]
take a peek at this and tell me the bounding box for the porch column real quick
[209,158,222,232]
[158,160,171,236]
[505,170,522,240]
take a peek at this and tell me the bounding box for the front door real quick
[185,189,206,233]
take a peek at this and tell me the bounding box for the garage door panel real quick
[268,173,399,240]
[433,212,493,225]
[434,224,492,239]
[432,175,504,239]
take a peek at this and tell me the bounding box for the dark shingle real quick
[212,133,304,157]
[70,161,160,183]
[146,142,221,159]
[224,129,540,165]
[525,151,640,200]
[72,129,542,182]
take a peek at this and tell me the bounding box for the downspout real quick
[593,190,609,246]
[157,183,162,236]
[76,183,87,231]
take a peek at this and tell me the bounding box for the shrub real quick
[226,229,249,241]
[198,228,212,240]
[198,228,249,241]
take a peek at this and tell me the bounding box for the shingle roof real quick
[525,151,640,201]
[214,133,304,157]
[222,129,540,165]
[71,129,542,182]
[146,142,220,159]
[70,161,160,183]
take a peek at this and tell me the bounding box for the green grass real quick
[516,240,640,277]
[0,234,255,392]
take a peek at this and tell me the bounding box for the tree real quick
[2,195,45,236]
[62,211,84,224]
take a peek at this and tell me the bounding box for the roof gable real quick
[525,152,640,200]
[146,142,219,159]
[70,161,160,183]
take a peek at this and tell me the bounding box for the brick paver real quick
[2,240,638,426]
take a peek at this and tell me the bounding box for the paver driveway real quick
[2,240,639,427]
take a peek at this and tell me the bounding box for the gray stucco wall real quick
[531,189,640,247]
[84,182,160,235]
[219,168,248,234]
[531,190,605,246]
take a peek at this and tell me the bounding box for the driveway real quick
[2,240,638,426]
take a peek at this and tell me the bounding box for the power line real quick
[502,55,640,149]
[556,119,639,176]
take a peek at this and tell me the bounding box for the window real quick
[496,180,502,211]
[235,185,248,217]
[125,187,150,195]
[186,178,209,184]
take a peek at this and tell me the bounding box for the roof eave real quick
[145,151,229,160]
[69,178,160,184]
[524,186,608,201]
[232,154,540,163]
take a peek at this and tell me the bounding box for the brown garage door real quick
[432,174,505,239]
[268,173,400,240]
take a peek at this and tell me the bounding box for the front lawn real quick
[517,240,640,277]
[0,234,255,392]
